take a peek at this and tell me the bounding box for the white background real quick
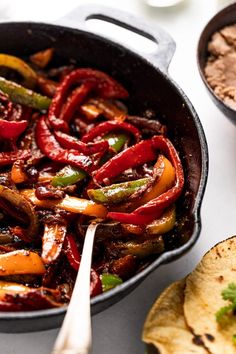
[0,0,236,353]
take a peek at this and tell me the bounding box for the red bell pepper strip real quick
[0,302,23,312]
[1,289,62,310]
[60,81,95,123]
[0,149,30,167]
[54,130,109,155]
[63,234,102,296]
[135,135,184,215]
[0,90,32,123]
[109,212,159,225]
[63,233,81,272]
[90,269,102,297]
[48,68,128,131]
[82,121,141,144]
[35,116,94,174]
[93,139,156,185]
[107,136,184,225]
[0,120,28,139]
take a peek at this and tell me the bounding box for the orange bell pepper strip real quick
[0,54,37,88]
[131,155,175,210]
[0,250,45,276]
[80,98,126,121]
[30,48,54,69]
[145,205,176,235]
[11,162,28,184]
[21,189,108,218]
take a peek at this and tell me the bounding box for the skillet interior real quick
[0,22,208,332]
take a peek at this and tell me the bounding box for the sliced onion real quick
[0,185,38,241]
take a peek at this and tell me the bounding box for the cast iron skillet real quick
[0,5,208,333]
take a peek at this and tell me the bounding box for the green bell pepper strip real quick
[104,132,129,153]
[0,77,51,110]
[100,273,123,292]
[51,165,87,187]
[99,132,129,166]
[88,177,150,205]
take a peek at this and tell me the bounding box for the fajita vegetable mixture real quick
[0,49,184,311]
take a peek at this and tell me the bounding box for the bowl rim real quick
[0,20,208,322]
[197,2,236,115]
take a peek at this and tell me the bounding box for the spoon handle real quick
[52,223,98,354]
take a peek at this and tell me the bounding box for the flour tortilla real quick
[184,236,236,354]
[142,279,208,354]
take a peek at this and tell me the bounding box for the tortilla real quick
[184,236,236,354]
[142,279,208,354]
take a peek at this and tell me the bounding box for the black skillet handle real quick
[60,5,176,73]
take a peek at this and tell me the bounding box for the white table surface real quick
[1,0,236,353]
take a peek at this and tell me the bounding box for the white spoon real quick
[52,222,98,354]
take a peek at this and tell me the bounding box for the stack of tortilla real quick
[142,237,236,354]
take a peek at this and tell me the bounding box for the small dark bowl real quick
[198,2,236,123]
[0,5,208,333]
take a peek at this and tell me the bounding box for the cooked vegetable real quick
[82,121,141,143]
[0,281,30,299]
[51,165,87,187]
[63,233,81,271]
[103,133,129,153]
[107,137,184,225]
[21,189,108,218]
[94,139,156,185]
[11,163,28,184]
[48,68,128,131]
[36,116,94,173]
[42,224,67,264]
[54,130,109,155]
[0,149,30,167]
[0,250,45,276]
[0,185,38,241]
[0,50,184,311]
[88,178,150,205]
[0,119,28,140]
[0,54,37,88]
[80,98,126,120]
[63,234,102,296]
[30,48,54,68]
[101,273,123,292]
[0,285,63,310]
[119,237,165,258]
[122,205,176,236]
[146,206,176,235]
[131,155,175,209]
[0,77,51,109]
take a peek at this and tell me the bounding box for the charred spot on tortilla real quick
[205,333,215,342]
[217,275,224,283]
[193,335,205,346]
